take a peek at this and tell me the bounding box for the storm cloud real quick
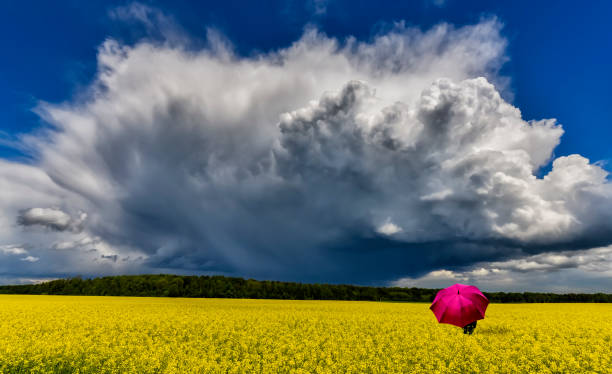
[1,7,611,289]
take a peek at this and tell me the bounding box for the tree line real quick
[0,274,610,302]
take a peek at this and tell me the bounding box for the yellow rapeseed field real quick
[0,295,610,373]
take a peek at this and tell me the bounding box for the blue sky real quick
[0,1,611,291]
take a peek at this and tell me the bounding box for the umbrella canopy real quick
[430,284,489,328]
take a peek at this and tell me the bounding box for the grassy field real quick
[0,295,610,373]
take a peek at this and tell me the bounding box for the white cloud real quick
[0,276,57,285]
[108,2,186,45]
[377,220,403,235]
[392,246,612,292]
[277,77,612,245]
[17,208,86,232]
[0,12,611,288]
[391,269,468,288]
[0,245,27,255]
[52,235,98,251]
[20,256,40,263]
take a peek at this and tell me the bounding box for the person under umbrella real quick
[463,320,477,334]
[429,284,489,334]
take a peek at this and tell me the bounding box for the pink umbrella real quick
[430,283,489,328]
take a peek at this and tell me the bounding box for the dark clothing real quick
[463,321,477,334]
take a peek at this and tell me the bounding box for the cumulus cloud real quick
[275,78,596,246]
[0,8,611,288]
[17,208,86,232]
[392,246,612,292]
[0,245,27,255]
[20,256,40,263]
[377,219,403,236]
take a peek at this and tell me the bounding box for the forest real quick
[1,274,610,302]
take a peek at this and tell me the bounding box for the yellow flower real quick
[0,296,610,373]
